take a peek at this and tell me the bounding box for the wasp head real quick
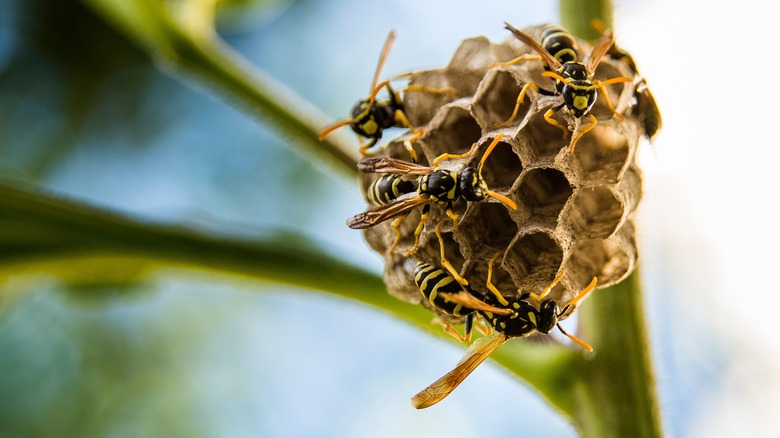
[556,63,597,118]
[459,167,486,202]
[349,98,395,138]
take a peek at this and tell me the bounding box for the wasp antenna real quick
[319,118,357,140]
[368,30,397,105]
[478,133,505,174]
[585,28,615,73]
[562,277,598,312]
[556,323,593,352]
[484,189,517,210]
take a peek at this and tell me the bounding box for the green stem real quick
[554,2,663,436]
[560,0,613,40]
[571,270,663,437]
[0,181,580,402]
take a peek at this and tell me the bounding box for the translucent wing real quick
[346,193,429,229]
[410,334,508,409]
[504,22,562,70]
[370,30,396,96]
[357,156,434,175]
[438,291,513,316]
[585,29,615,73]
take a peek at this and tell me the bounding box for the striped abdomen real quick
[367,174,415,205]
[414,263,474,317]
[540,25,579,65]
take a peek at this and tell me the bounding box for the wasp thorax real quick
[357,24,645,320]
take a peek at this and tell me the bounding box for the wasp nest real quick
[358,26,645,319]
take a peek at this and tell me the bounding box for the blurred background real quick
[1,0,778,437]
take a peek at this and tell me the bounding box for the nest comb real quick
[356,25,647,320]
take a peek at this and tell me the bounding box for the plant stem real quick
[560,0,612,40]
[556,1,664,435]
[570,271,663,437]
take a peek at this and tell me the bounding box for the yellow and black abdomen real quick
[540,25,579,65]
[367,174,416,205]
[414,263,474,317]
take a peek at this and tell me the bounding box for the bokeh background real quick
[1,0,778,437]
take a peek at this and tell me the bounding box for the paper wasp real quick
[411,253,598,409]
[318,30,458,161]
[347,133,517,255]
[413,222,514,341]
[587,19,661,142]
[495,22,632,153]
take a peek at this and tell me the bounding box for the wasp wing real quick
[504,22,562,70]
[411,334,508,409]
[369,30,396,96]
[357,156,434,175]
[438,291,513,316]
[585,29,615,73]
[347,193,429,229]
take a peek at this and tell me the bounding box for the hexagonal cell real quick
[516,168,572,220]
[413,225,468,282]
[592,62,632,119]
[472,69,531,130]
[565,221,637,290]
[468,135,522,193]
[504,231,563,290]
[421,104,482,159]
[464,256,516,304]
[456,202,518,259]
[567,123,630,185]
[515,100,570,161]
[561,186,624,240]
[447,36,514,73]
[404,69,461,127]
[383,251,423,305]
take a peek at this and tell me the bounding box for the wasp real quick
[410,253,598,409]
[588,19,662,142]
[318,30,458,161]
[413,223,514,341]
[495,22,633,153]
[347,133,517,255]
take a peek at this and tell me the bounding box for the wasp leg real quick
[527,269,565,301]
[568,113,597,154]
[593,76,633,120]
[392,110,421,163]
[405,204,430,257]
[543,103,570,140]
[431,141,478,168]
[435,221,468,286]
[496,81,539,128]
[387,213,410,254]
[432,315,472,343]
[486,253,510,306]
[403,84,460,96]
[358,136,380,157]
[444,203,459,232]
[489,54,542,69]
[474,315,494,337]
